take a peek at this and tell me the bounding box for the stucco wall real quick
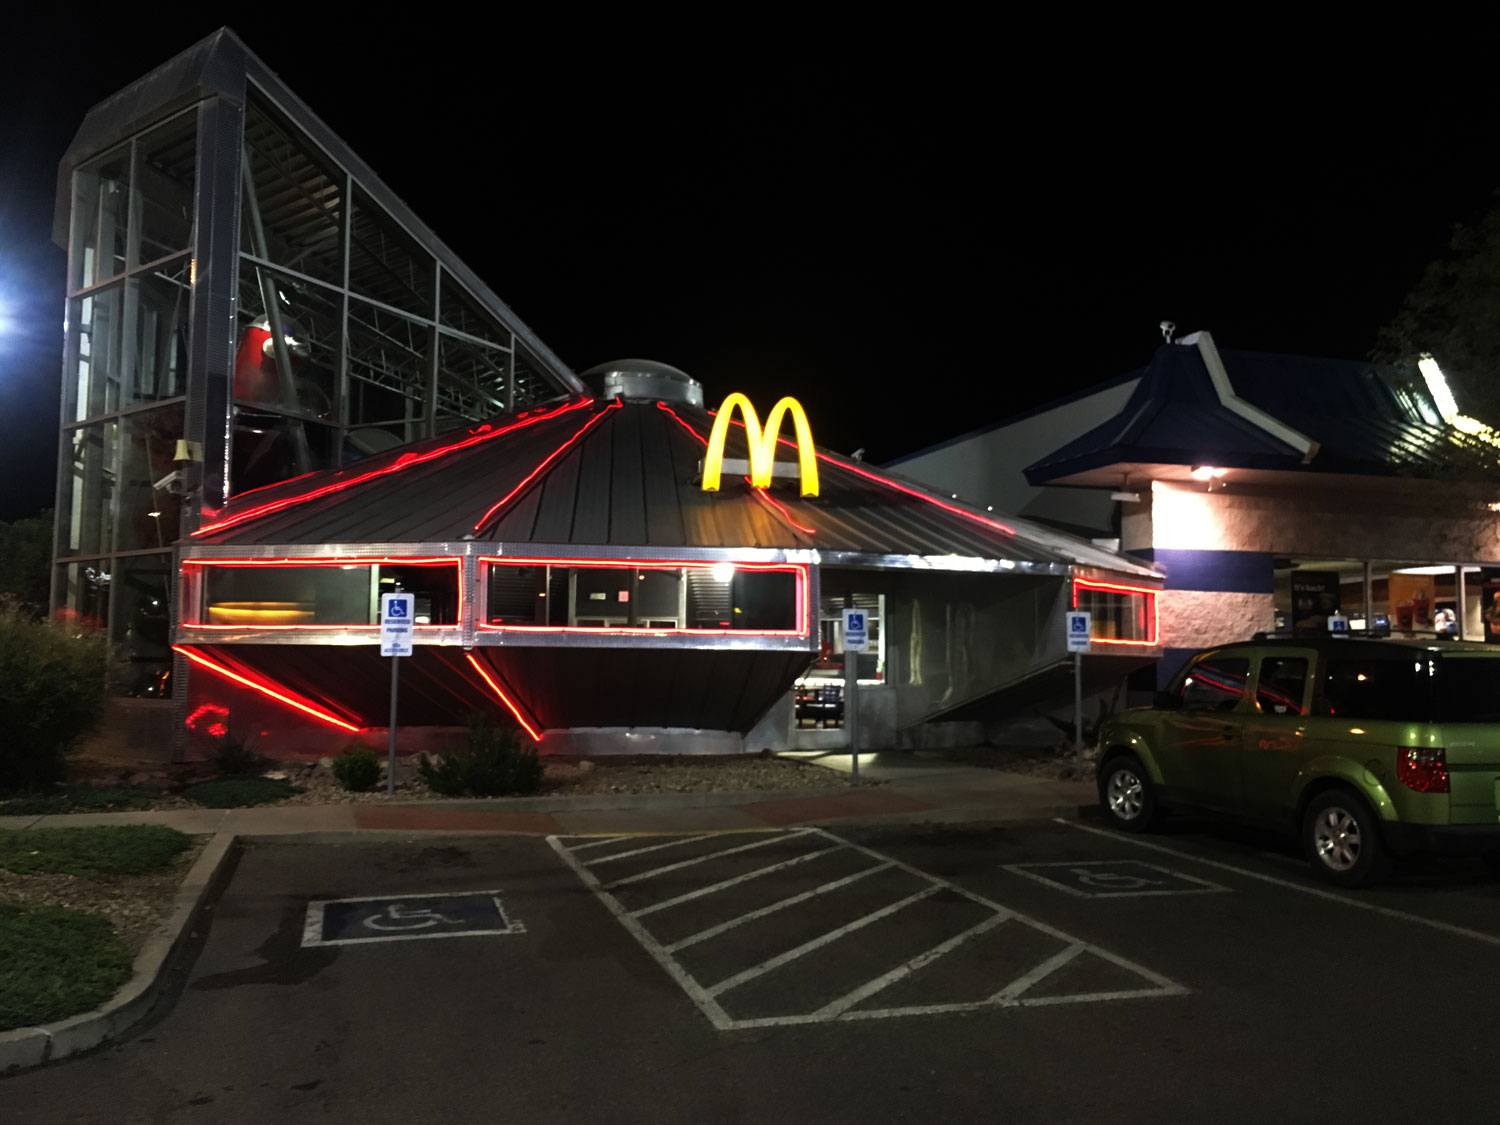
[1159,590,1276,652]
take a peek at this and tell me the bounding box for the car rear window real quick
[1436,656,1500,722]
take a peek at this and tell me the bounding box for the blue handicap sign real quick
[386,599,408,619]
[847,612,865,632]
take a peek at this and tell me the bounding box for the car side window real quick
[1179,657,1250,712]
[1256,657,1309,715]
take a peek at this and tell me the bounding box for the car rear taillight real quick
[1397,746,1450,793]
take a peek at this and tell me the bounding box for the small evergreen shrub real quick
[332,747,381,792]
[0,605,113,792]
[417,714,543,797]
[210,728,269,777]
[182,777,299,808]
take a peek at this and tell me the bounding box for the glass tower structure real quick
[53,30,579,725]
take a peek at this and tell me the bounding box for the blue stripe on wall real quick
[1156,648,1198,689]
[1130,548,1274,594]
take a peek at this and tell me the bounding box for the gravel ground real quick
[0,837,208,958]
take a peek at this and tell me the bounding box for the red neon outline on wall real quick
[463,652,543,742]
[173,645,363,732]
[195,397,595,537]
[180,558,464,630]
[476,556,809,635]
[471,400,621,535]
[1071,578,1161,647]
[656,401,1016,537]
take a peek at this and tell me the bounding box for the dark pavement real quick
[5,821,1500,1122]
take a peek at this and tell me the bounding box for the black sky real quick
[4,20,1500,521]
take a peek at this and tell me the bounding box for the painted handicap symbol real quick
[1070,868,1163,891]
[362,901,464,932]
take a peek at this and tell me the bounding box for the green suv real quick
[1096,636,1500,887]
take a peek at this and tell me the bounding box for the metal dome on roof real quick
[580,359,703,406]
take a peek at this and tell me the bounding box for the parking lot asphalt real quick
[5,821,1500,1122]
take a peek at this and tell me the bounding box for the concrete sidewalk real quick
[0,755,1097,838]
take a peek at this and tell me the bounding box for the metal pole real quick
[1073,651,1084,776]
[845,648,858,785]
[387,654,399,796]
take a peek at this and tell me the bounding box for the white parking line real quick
[549,828,1188,1030]
[1060,819,1500,949]
[705,888,939,997]
[602,828,817,891]
[584,834,713,866]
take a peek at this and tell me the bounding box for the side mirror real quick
[1152,690,1179,710]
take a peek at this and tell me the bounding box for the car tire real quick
[1302,789,1387,888]
[1099,754,1159,832]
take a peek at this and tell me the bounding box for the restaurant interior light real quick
[1189,466,1228,481]
[711,562,735,583]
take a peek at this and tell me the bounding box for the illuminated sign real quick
[701,393,820,497]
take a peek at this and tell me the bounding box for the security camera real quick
[153,470,183,492]
[1160,321,1176,343]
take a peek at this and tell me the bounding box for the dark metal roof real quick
[191,395,1157,575]
[1026,344,1500,484]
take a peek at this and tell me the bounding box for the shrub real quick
[332,747,381,792]
[417,714,543,797]
[210,728,270,777]
[0,604,113,792]
[0,903,133,1031]
[0,825,191,878]
[182,777,299,808]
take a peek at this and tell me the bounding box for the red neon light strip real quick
[470,400,620,535]
[463,652,543,742]
[195,397,594,537]
[749,477,817,534]
[173,645,362,732]
[1071,578,1160,646]
[477,558,809,635]
[657,401,1016,537]
[182,558,463,631]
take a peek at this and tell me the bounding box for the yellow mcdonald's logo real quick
[701,393,820,497]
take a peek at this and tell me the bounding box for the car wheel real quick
[1099,754,1159,832]
[1302,790,1386,888]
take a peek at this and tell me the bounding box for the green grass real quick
[181,777,300,808]
[0,903,133,1030]
[0,786,156,817]
[0,824,191,878]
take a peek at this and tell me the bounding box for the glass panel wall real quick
[71,148,131,291]
[1273,557,1500,640]
[128,258,191,404]
[136,114,196,264]
[116,554,173,696]
[117,406,186,551]
[190,561,459,626]
[67,285,125,421]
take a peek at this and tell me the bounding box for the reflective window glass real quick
[439,273,511,347]
[229,409,337,496]
[127,258,191,405]
[512,344,554,408]
[349,186,434,316]
[115,553,173,697]
[137,113,196,264]
[118,406,186,551]
[1180,656,1249,712]
[241,97,345,287]
[1256,657,1308,715]
[1324,658,1433,720]
[69,286,125,421]
[348,299,429,437]
[56,560,111,632]
[235,263,340,418]
[58,423,117,556]
[436,333,511,430]
[72,150,131,291]
[202,564,373,626]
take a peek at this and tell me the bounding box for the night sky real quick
[4,21,1500,522]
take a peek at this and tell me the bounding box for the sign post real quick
[1065,611,1092,775]
[842,608,868,784]
[380,593,415,796]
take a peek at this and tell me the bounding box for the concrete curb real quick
[0,831,237,1074]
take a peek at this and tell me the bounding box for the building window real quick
[1072,580,1157,645]
[184,559,460,627]
[481,560,805,633]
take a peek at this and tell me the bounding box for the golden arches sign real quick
[701,393,820,497]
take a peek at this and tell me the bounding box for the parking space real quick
[550,827,1186,1029]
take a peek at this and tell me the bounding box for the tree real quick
[0,511,52,616]
[1375,197,1500,421]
